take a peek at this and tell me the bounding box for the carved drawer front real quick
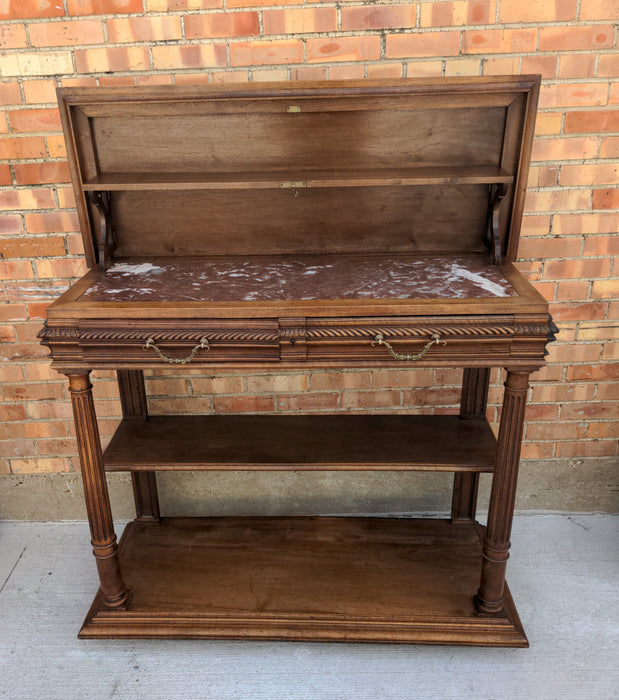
[75,319,281,366]
[302,316,521,365]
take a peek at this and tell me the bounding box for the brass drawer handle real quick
[371,333,446,361]
[143,337,210,364]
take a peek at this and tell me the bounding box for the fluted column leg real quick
[452,367,490,523]
[67,372,128,609]
[475,369,530,614]
[117,369,160,522]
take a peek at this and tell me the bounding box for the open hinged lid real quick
[58,76,540,272]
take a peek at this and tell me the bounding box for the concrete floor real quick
[0,514,617,700]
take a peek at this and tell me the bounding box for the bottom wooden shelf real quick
[80,516,527,646]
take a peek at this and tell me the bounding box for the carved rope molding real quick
[38,320,557,346]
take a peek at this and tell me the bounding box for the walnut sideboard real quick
[39,77,556,646]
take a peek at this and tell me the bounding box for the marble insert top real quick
[79,255,517,303]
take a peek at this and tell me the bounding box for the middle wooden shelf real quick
[103,414,497,472]
[82,165,514,191]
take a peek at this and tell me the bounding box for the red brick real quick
[462,29,537,54]
[328,65,365,80]
[145,0,222,8]
[558,54,597,79]
[278,393,339,411]
[213,395,275,413]
[0,189,56,211]
[36,258,87,278]
[583,234,619,256]
[231,40,303,66]
[544,258,612,280]
[0,404,28,421]
[525,189,590,214]
[534,112,563,136]
[554,213,619,235]
[591,280,619,299]
[567,364,619,381]
[22,79,58,104]
[107,16,182,42]
[0,215,23,234]
[264,8,336,34]
[46,135,67,158]
[3,383,65,402]
[518,237,582,260]
[386,32,460,58]
[592,188,619,209]
[539,83,608,109]
[421,0,494,26]
[75,47,151,73]
[0,236,66,258]
[550,302,607,322]
[520,56,557,80]
[580,0,619,20]
[310,371,372,391]
[98,76,135,87]
[11,458,71,474]
[367,64,403,79]
[598,53,619,78]
[520,215,551,237]
[0,0,64,19]
[539,25,614,51]
[342,390,401,409]
[588,421,619,439]
[186,12,259,38]
[228,0,300,6]
[13,162,71,186]
[600,137,619,159]
[520,442,555,459]
[564,110,619,133]
[29,20,104,47]
[555,281,590,301]
[342,4,416,30]
[290,67,328,81]
[25,211,80,233]
[527,422,587,441]
[372,370,434,389]
[307,36,381,62]
[67,0,144,15]
[0,163,11,185]
[0,22,27,48]
[500,0,577,22]
[560,164,618,187]
[556,440,616,458]
[152,44,227,70]
[561,402,617,420]
[9,421,68,439]
[8,108,62,133]
[0,81,21,104]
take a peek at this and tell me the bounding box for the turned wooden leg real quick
[117,369,160,522]
[452,368,490,523]
[475,369,530,615]
[67,372,128,608]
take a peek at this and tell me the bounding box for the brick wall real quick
[0,1,617,510]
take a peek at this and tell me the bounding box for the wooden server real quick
[39,76,556,645]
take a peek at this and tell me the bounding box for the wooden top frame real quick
[57,76,541,269]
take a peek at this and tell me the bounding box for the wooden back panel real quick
[57,77,540,267]
[112,185,489,257]
[92,107,505,174]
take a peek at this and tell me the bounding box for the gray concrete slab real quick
[0,515,617,700]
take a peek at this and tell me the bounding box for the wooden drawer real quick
[299,315,552,367]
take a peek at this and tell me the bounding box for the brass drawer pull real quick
[372,333,446,361]
[143,337,209,364]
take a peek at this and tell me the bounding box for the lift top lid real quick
[57,76,540,270]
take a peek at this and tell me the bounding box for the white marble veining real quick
[80,255,517,303]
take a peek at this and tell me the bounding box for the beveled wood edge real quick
[44,261,549,320]
[58,75,542,105]
[79,518,527,645]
